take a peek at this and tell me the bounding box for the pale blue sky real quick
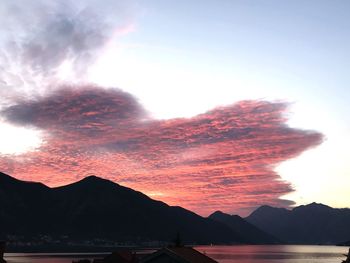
[108,0,350,123]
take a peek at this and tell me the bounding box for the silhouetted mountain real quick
[0,172,243,245]
[0,172,53,237]
[209,211,280,244]
[246,202,350,244]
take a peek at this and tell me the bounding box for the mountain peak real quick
[80,175,108,182]
[53,175,118,192]
[293,202,331,212]
[75,175,117,186]
[246,205,290,220]
[308,202,330,208]
[209,209,279,244]
[258,205,275,210]
[209,211,226,217]
[251,205,280,214]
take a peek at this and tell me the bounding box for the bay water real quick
[4,245,348,263]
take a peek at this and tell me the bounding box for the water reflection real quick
[195,245,347,263]
[4,245,348,263]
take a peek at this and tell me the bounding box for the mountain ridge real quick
[1,172,349,247]
[0,172,243,246]
[209,211,280,244]
[246,202,350,244]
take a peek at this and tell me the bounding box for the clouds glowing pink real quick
[0,86,323,215]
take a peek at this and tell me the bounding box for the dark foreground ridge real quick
[0,172,243,251]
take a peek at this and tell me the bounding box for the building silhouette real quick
[140,247,218,263]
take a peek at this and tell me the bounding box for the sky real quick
[0,0,349,216]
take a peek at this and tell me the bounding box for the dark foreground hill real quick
[209,211,280,244]
[246,202,350,244]
[0,172,242,246]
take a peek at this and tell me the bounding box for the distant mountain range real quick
[1,172,349,248]
[245,203,350,244]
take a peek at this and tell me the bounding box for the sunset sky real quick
[0,0,349,216]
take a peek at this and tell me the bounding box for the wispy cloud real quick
[0,0,137,104]
[0,86,323,215]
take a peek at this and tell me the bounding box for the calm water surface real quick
[4,245,348,263]
[196,245,347,263]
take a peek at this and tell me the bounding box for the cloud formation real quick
[0,86,323,215]
[0,0,137,103]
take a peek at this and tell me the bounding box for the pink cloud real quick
[0,86,323,216]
